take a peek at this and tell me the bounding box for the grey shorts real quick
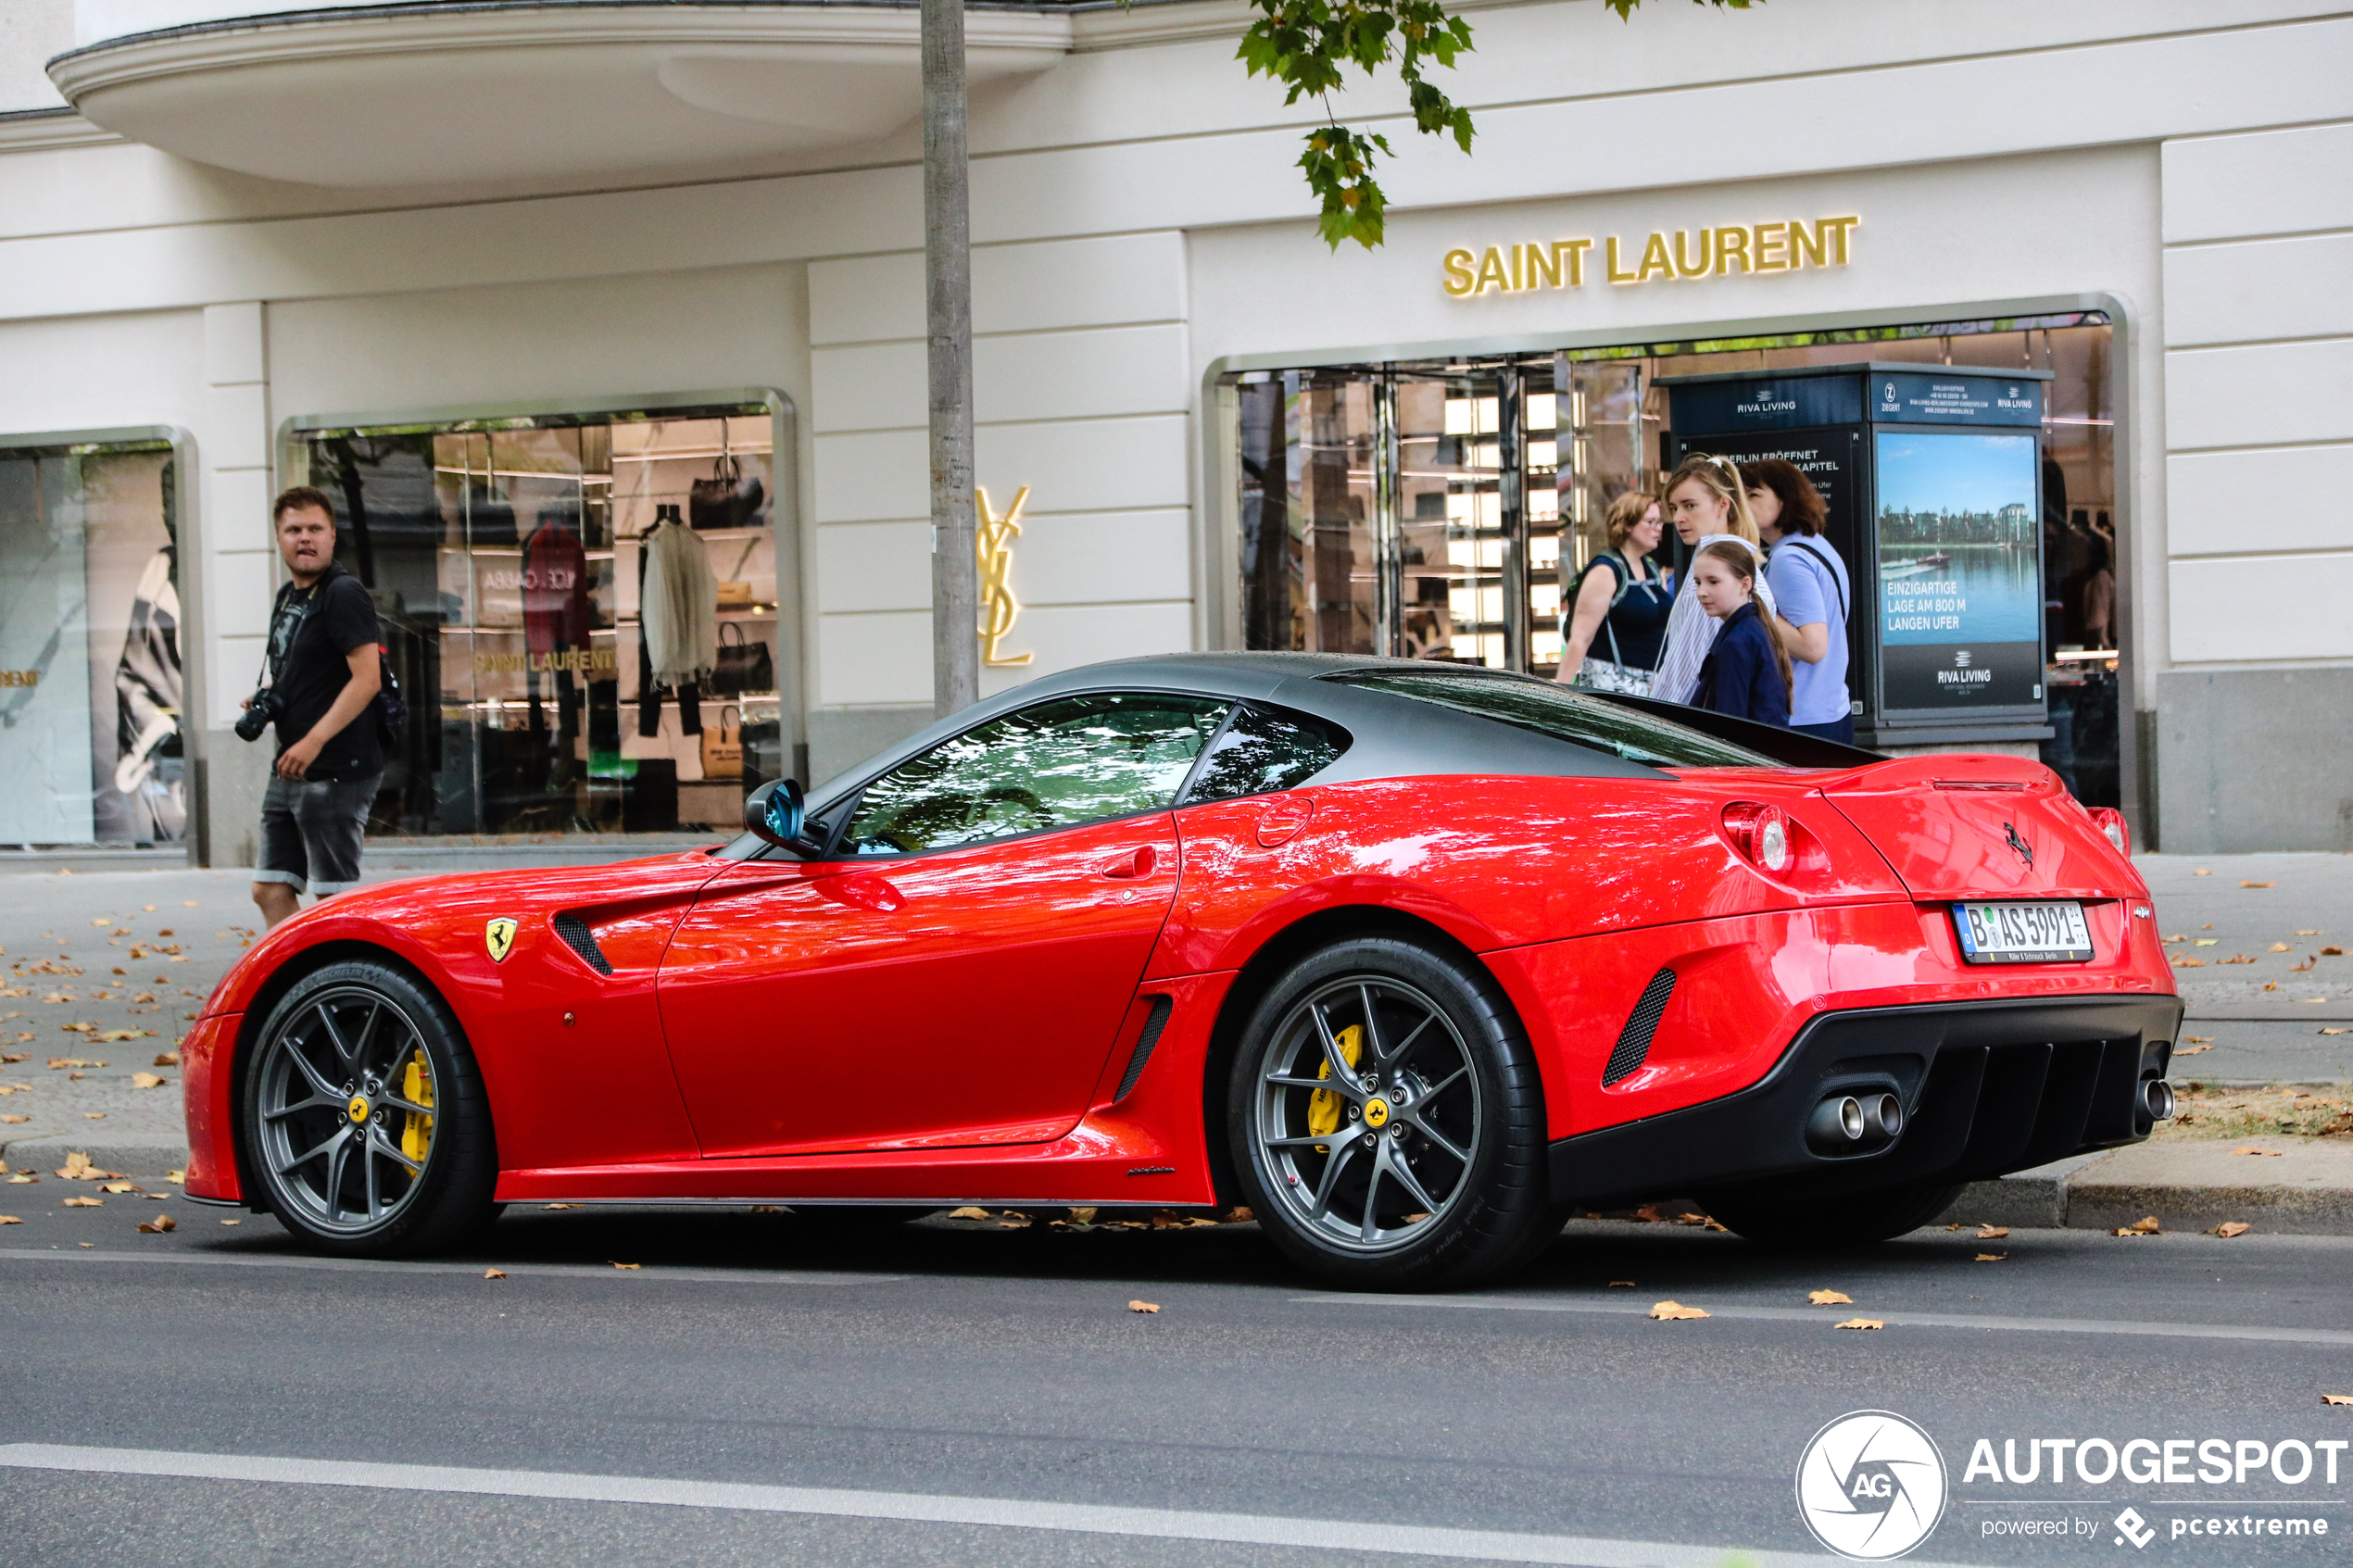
[256,773,381,897]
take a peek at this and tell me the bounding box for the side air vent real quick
[552,912,613,975]
[1602,969,1678,1086]
[1114,996,1174,1102]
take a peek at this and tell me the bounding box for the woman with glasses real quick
[1556,489,1671,693]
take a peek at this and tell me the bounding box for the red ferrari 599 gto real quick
[181,654,2181,1288]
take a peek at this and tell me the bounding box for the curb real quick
[2,1135,189,1179]
[1942,1143,2353,1236]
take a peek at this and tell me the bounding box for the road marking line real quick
[1294,1294,2353,1347]
[0,1443,1930,1568]
[0,1248,899,1286]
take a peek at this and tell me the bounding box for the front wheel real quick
[243,960,498,1256]
[1227,936,1552,1291]
[1703,1180,1964,1248]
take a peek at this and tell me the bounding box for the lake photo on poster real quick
[1873,432,2040,646]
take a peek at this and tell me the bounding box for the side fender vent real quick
[552,912,614,976]
[1114,996,1174,1102]
[1603,969,1677,1086]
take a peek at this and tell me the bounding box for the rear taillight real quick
[2088,807,2130,856]
[1721,802,1791,873]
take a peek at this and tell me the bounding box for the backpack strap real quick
[1785,537,1848,621]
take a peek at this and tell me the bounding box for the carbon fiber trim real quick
[1114,996,1173,1102]
[1602,969,1677,1086]
[551,912,613,976]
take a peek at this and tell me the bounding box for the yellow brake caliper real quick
[400,1048,435,1164]
[1305,1024,1365,1152]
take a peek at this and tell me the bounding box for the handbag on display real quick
[689,450,766,531]
[699,706,744,781]
[711,621,774,696]
[714,538,759,609]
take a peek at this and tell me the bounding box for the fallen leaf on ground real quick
[82,1112,105,1120]
[1650,1299,1710,1321]
[1975,1253,2007,1262]
[2174,959,2207,968]
[219,1219,239,1226]
[6,1172,33,1181]
[2194,869,2211,876]
[997,1216,1032,1229]
[1629,1203,1666,1223]
[746,1205,783,1214]
[2209,1222,2252,1238]
[1063,1207,1099,1225]
[152,1050,177,1065]
[136,1213,175,1234]
[2242,880,2276,888]
[1220,1207,1252,1223]
[0,1052,24,1063]
[0,1114,26,1123]
[543,1202,579,1210]
[62,1196,100,1207]
[56,1152,113,1180]
[1978,1225,2010,1240]
[2323,1395,2353,1406]
[2176,1044,2212,1055]
[2232,1147,2284,1156]
[1127,1300,1161,1313]
[610,1261,640,1270]
[0,1215,19,1224]
[2184,1035,2213,1044]
[947,1206,992,1220]
[2322,947,2346,957]
[1606,1280,1636,1287]
[2112,1216,2162,1236]
[484,1268,507,1280]
[1835,1318,1885,1330]
[2297,929,2322,935]
[98,1181,136,1194]
[2322,1028,2347,1036]
[165,1170,183,1184]
[2221,955,2257,965]
[131,1073,167,1089]
[1808,1289,1854,1305]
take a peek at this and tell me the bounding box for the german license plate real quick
[1952,901,2094,964]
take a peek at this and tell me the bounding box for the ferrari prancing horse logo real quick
[484,918,519,963]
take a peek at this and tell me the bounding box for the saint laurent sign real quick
[1443,216,1859,297]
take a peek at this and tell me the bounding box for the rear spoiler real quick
[1588,692,1887,769]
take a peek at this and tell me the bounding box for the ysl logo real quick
[2002,822,2033,869]
[976,485,1032,668]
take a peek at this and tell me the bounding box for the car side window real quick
[1181,704,1348,804]
[841,693,1232,856]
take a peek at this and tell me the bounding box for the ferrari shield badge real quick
[484,918,519,963]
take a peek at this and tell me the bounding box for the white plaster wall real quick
[0,0,69,111]
[2160,121,2353,669]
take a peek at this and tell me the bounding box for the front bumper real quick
[1550,995,2183,1206]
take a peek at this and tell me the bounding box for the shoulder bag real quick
[710,621,774,696]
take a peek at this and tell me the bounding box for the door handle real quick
[818,872,905,912]
[1100,845,1157,880]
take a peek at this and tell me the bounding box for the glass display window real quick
[294,402,784,837]
[0,440,182,846]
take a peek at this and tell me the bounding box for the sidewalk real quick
[5,852,2349,1236]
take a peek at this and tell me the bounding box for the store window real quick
[0,440,183,846]
[1221,312,2120,804]
[293,403,784,836]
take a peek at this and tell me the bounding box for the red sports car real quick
[181,654,2180,1288]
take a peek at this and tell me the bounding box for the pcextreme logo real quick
[1796,1411,1950,1560]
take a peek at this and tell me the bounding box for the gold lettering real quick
[1442,248,1476,296]
[1511,244,1526,291]
[1525,242,1562,290]
[1790,220,1827,269]
[1475,246,1510,293]
[1555,238,1592,287]
[1671,229,1713,279]
[976,485,1032,668]
[1637,232,1675,282]
[1820,215,1860,265]
[0,669,39,687]
[1606,235,1638,284]
[1714,226,1751,275]
[1752,221,1788,271]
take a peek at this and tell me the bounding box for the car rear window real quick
[1327,671,1780,769]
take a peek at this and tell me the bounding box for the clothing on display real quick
[637,504,717,737]
[521,512,592,739]
[112,544,185,838]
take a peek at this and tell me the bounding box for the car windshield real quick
[1327,671,1780,769]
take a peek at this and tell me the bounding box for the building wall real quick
[2155,120,2353,852]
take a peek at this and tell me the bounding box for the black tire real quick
[241,959,498,1257]
[1226,935,1551,1290]
[1704,1180,1964,1248]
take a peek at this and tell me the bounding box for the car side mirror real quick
[743,778,822,855]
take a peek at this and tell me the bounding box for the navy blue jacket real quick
[1692,601,1790,726]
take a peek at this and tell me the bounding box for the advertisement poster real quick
[1875,431,2043,713]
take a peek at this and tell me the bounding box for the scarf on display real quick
[1648,532,1778,708]
[641,517,720,687]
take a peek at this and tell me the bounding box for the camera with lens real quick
[235,686,283,743]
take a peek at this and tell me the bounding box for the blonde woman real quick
[1647,452,1778,706]
[1556,490,1671,692]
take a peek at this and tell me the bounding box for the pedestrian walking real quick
[246,486,384,929]
[1556,489,1671,693]
[1646,453,1777,706]
[1689,539,1792,726]
[1745,458,1855,743]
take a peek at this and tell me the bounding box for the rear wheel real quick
[243,960,497,1257]
[1704,1180,1963,1248]
[1227,936,1551,1290]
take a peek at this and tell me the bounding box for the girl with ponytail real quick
[1690,539,1792,726]
[1646,452,1779,705]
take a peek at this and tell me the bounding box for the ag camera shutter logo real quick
[1796,1410,1949,1560]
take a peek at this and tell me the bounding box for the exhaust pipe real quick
[2141,1078,2176,1123]
[1807,1095,1867,1152]
[1869,1092,1905,1139]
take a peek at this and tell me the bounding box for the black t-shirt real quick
[266,566,384,781]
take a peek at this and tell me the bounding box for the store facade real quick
[0,0,2345,857]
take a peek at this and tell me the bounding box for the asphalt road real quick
[4,1201,2349,1568]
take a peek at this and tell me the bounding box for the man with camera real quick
[245,486,383,929]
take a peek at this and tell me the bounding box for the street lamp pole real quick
[922,0,979,719]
